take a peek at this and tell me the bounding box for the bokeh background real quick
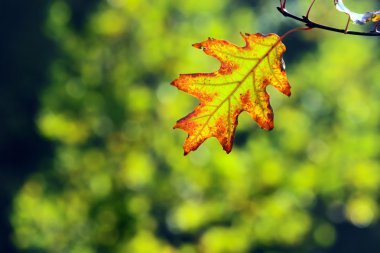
[2,0,380,252]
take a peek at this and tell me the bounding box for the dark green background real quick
[2,0,380,252]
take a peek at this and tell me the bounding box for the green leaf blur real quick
[11,0,380,252]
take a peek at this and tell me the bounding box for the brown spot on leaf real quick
[172,32,290,154]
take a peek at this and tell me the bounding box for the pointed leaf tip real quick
[192,42,203,49]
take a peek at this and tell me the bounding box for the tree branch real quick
[277,7,380,36]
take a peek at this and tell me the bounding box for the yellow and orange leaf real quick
[172,33,290,155]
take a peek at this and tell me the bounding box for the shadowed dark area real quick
[0,0,100,251]
[0,1,54,252]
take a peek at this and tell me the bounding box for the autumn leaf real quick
[172,33,290,155]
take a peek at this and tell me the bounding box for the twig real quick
[277,7,380,36]
[305,0,317,18]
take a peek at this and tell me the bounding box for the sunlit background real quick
[2,0,380,252]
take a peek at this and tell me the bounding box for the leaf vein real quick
[190,36,283,144]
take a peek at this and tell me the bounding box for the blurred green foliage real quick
[10,0,380,252]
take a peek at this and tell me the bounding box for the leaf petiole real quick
[306,0,317,18]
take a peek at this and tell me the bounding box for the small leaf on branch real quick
[172,33,290,155]
[334,0,380,25]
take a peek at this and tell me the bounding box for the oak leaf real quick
[172,33,290,155]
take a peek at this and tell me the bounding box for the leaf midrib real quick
[192,38,283,141]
